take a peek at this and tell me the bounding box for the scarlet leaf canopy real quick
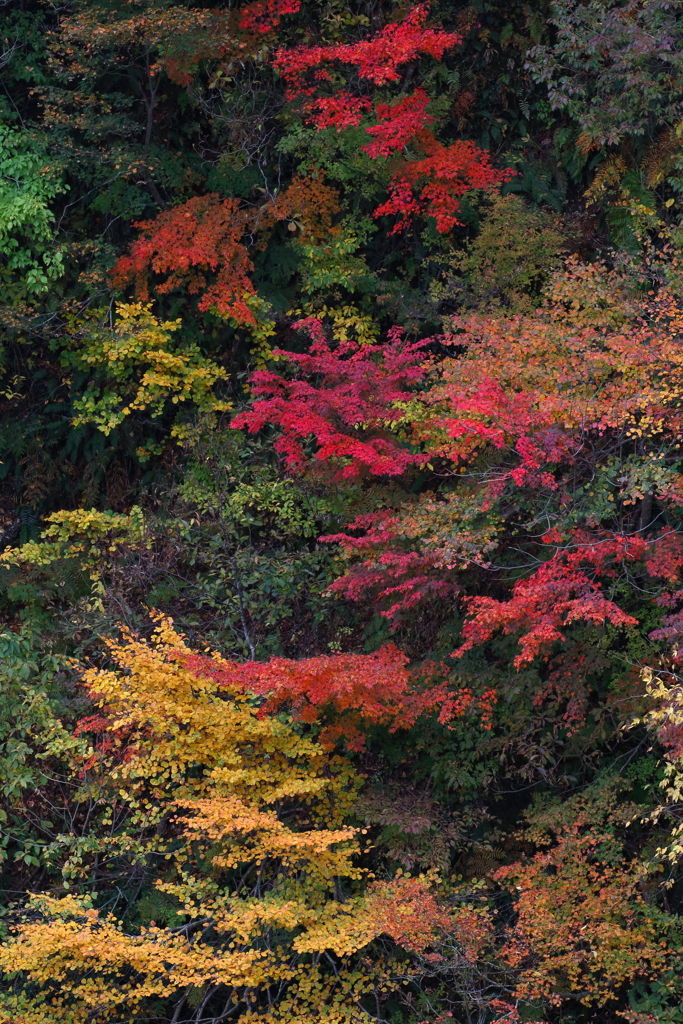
[234,262,683,662]
[232,316,430,477]
[273,5,461,94]
[275,4,513,232]
[110,3,512,319]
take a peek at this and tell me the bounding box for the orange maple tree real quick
[179,641,496,750]
[110,194,257,324]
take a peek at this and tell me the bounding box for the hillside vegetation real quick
[1,2,683,1022]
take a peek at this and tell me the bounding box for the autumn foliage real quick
[494,785,667,1007]
[110,2,511,316]
[110,195,257,324]
[274,5,512,231]
[180,641,496,750]
[273,5,461,95]
[6,1,683,1022]
[0,620,453,1022]
[234,257,683,659]
[232,316,429,477]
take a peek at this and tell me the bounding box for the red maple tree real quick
[275,5,513,232]
[232,316,430,477]
[233,287,683,662]
[273,5,461,96]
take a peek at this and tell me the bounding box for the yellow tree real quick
[0,617,449,1023]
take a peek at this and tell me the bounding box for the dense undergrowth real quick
[1,0,683,1021]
